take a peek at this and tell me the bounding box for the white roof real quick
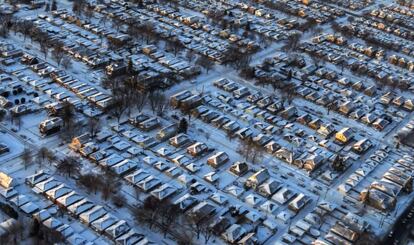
[79,205,107,224]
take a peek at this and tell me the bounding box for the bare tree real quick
[0,109,6,122]
[332,154,346,172]
[0,14,13,38]
[112,193,126,207]
[77,173,103,194]
[131,196,161,230]
[159,202,182,238]
[45,149,57,166]
[166,38,185,56]
[87,117,100,138]
[61,101,75,127]
[187,214,205,240]
[56,156,81,177]
[13,20,34,41]
[135,92,148,112]
[107,95,127,123]
[2,219,23,245]
[140,22,157,44]
[186,50,196,62]
[52,46,65,66]
[196,56,214,74]
[237,138,264,164]
[99,14,108,27]
[148,90,167,115]
[224,45,252,69]
[21,147,32,170]
[40,41,49,59]
[101,170,119,201]
[61,56,72,70]
[72,0,86,16]
[176,230,195,245]
[282,32,302,53]
[178,118,188,133]
[201,222,214,244]
[51,0,58,11]
[36,147,50,167]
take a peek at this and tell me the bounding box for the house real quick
[26,171,48,187]
[189,201,216,220]
[105,62,127,77]
[0,188,17,200]
[45,184,71,201]
[335,128,354,144]
[137,176,162,192]
[252,134,272,146]
[303,155,324,173]
[229,161,249,176]
[361,113,377,125]
[350,109,365,120]
[111,159,137,175]
[156,124,177,141]
[222,224,246,244]
[55,191,83,208]
[265,141,281,154]
[99,154,124,168]
[364,85,376,97]
[372,118,390,131]
[129,113,150,127]
[275,147,301,164]
[339,101,354,115]
[191,106,209,118]
[233,87,250,99]
[204,172,219,183]
[139,117,160,131]
[360,188,396,211]
[115,230,145,245]
[91,214,118,233]
[211,116,231,128]
[330,222,359,242]
[317,123,335,137]
[235,127,253,140]
[105,220,130,239]
[209,192,228,205]
[67,199,94,217]
[280,106,298,119]
[180,94,203,110]
[245,169,269,189]
[223,121,241,134]
[260,200,278,215]
[69,133,90,152]
[257,179,281,197]
[352,138,372,154]
[187,142,208,157]
[380,92,394,105]
[272,187,295,205]
[79,205,107,225]
[174,194,198,211]
[169,133,191,147]
[207,152,229,168]
[308,118,322,130]
[210,216,232,236]
[79,142,99,157]
[297,113,312,125]
[288,193,309,212]
[39,117,63,135]
[0,172,14,189]
[125,169,150,185]
[150,184,177,200]
[403,99,414,111]
[34,178,59,193]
